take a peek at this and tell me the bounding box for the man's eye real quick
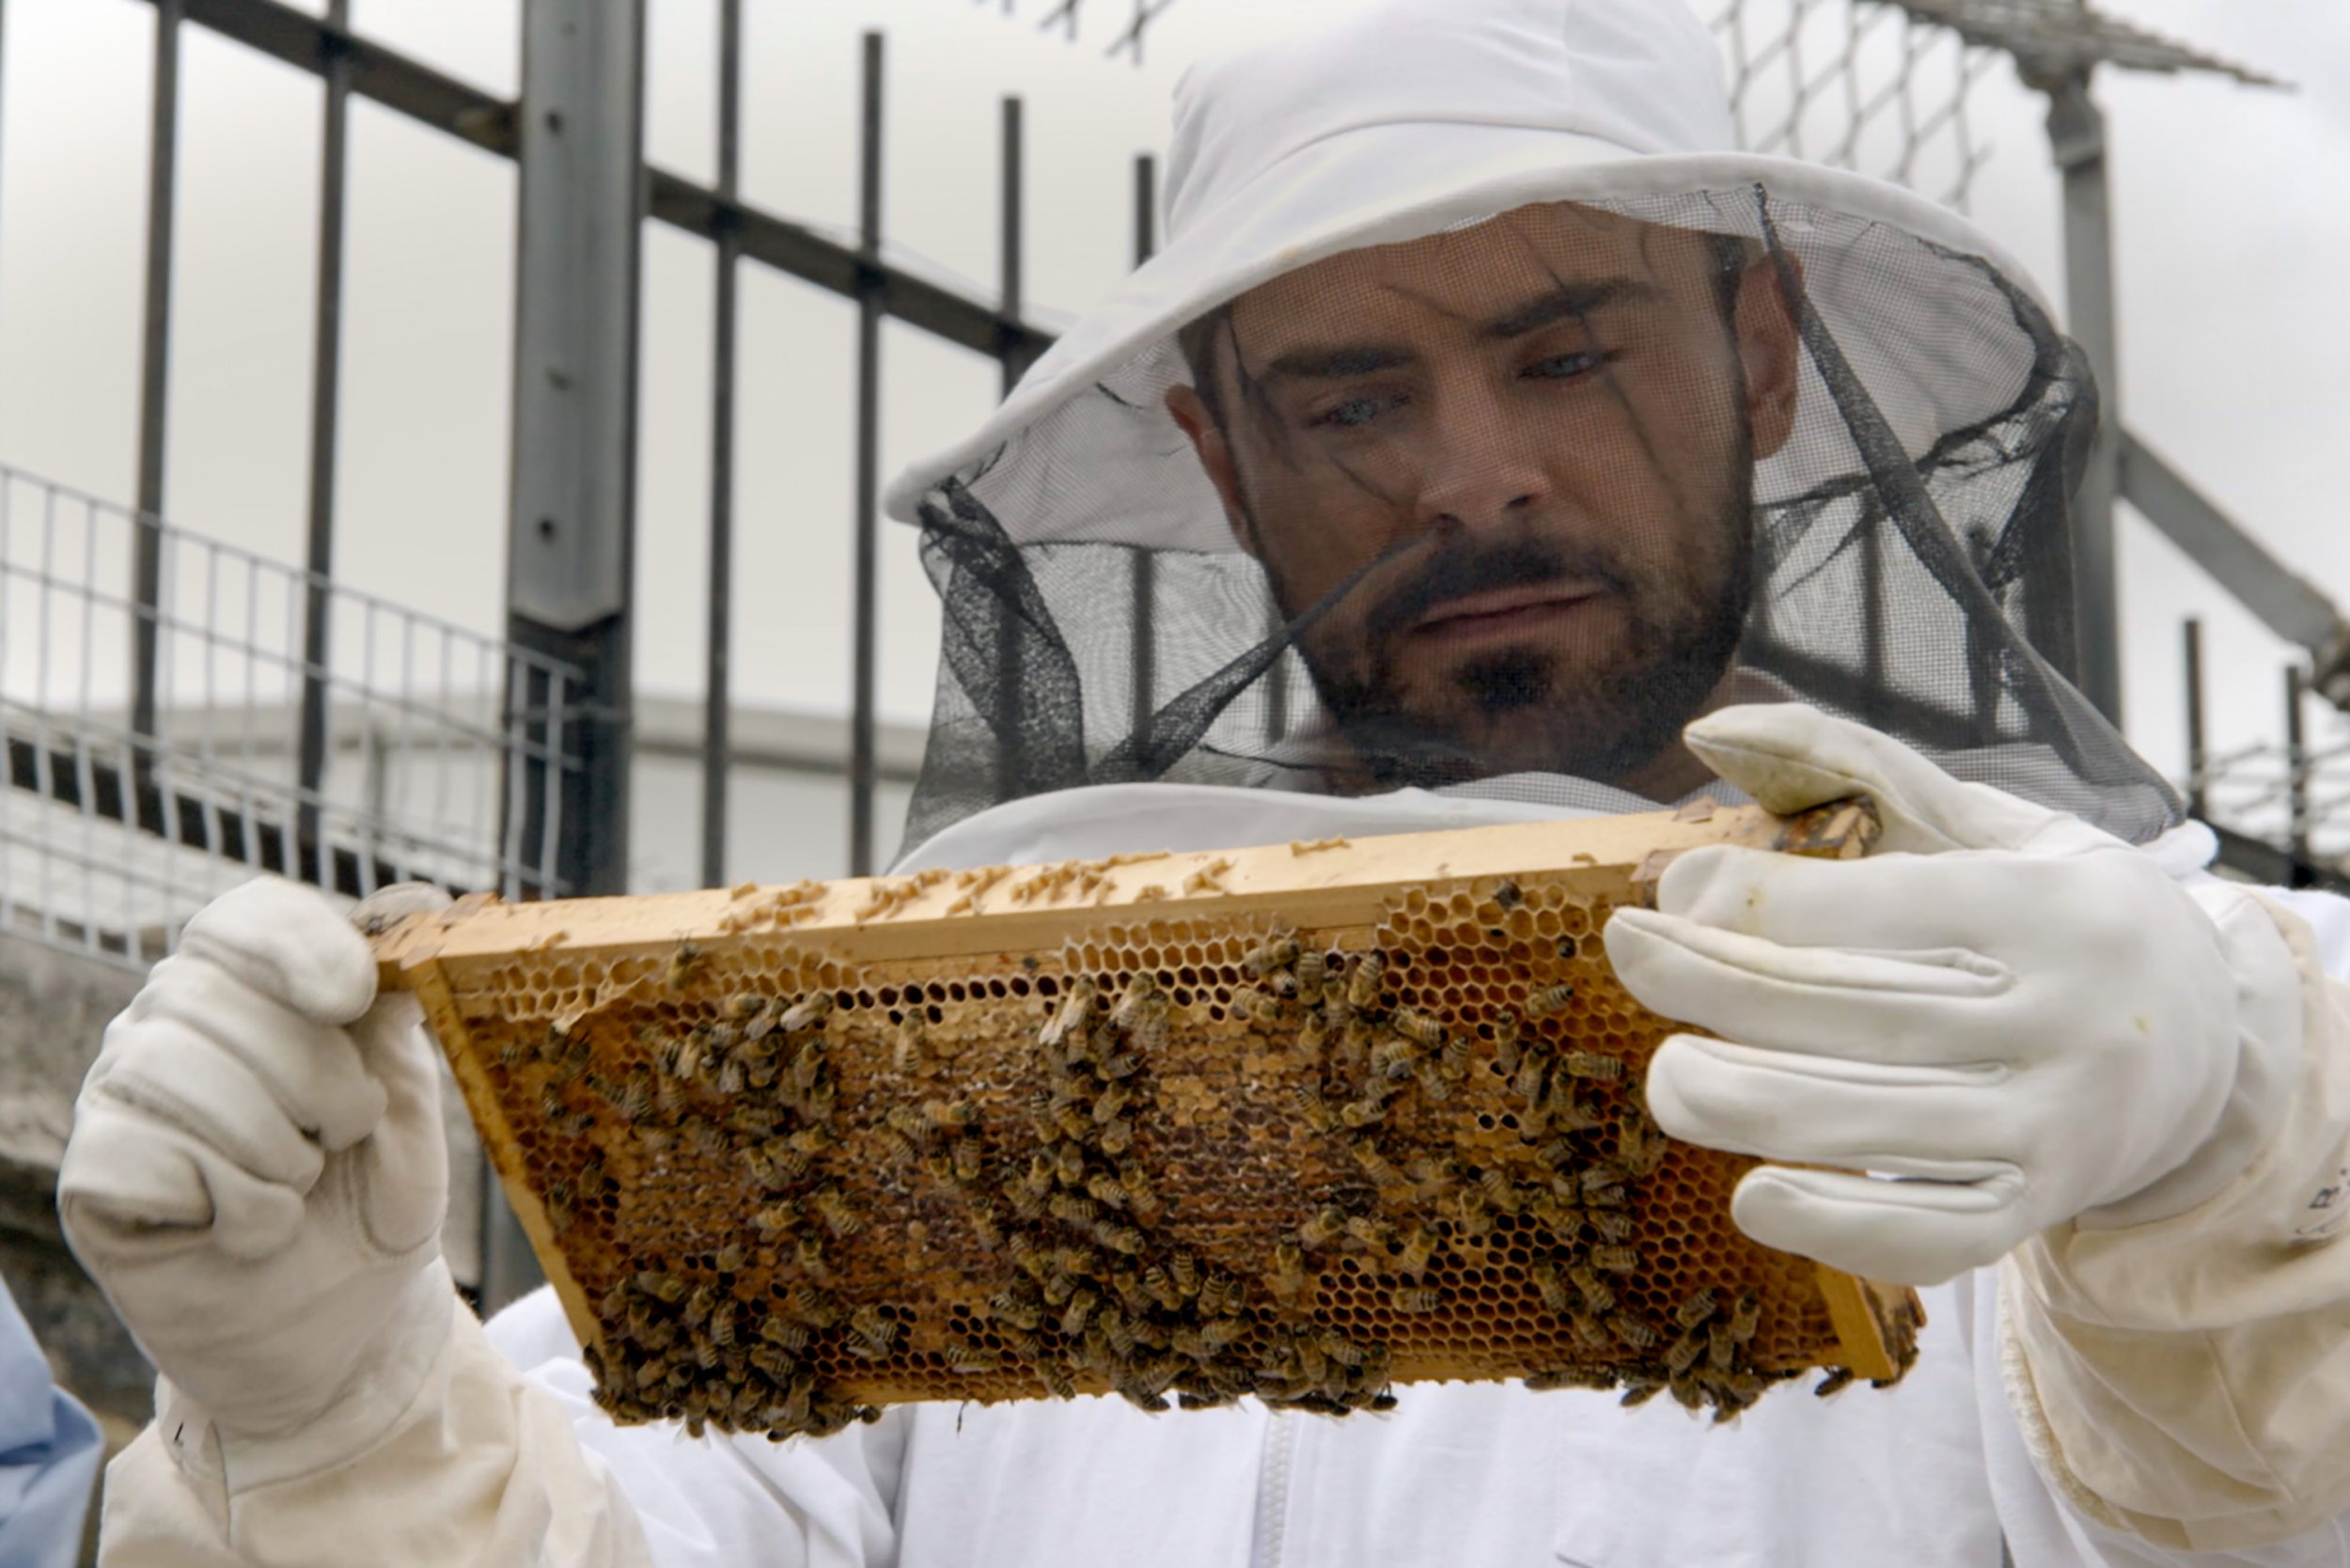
[1526,352,1605,381]
[1310,395,1403,431]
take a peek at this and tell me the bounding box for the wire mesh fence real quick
[1710,0,1999,211]
[0,463,584,968]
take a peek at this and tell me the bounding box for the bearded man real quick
[56,2,2350,1564]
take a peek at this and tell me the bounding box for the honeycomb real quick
[374,799,1920,1440]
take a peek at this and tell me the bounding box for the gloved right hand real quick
[57,876,458,1457]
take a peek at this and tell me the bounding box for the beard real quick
[1266,485,1756,794]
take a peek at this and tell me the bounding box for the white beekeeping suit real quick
[58,0,2350,1563]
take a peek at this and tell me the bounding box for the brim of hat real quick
[881,117,2054,550]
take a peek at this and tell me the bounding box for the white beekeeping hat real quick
[885,0,2045,553]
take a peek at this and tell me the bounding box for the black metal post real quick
[1130,152,1156,753]
[2287,663,2311,876]
[700,0,742,889]
[848,31,884,876]
[494,0,648,1311]
[990,94,1027,802]
[132,0,182,750]
[296,0,352,886]
[2182,618,2206,820]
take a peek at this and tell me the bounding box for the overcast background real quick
[3,0,2345,872]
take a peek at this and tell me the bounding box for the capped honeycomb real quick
[373,799,1920,1440]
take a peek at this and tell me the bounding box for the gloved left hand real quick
[1604,703,2305,1287]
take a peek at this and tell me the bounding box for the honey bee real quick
[1349,1140,1404,1188]
[1243,933,1300,979]
[634,1271,687,1305]
[1591,1244,1639,1272]
[1579,1162,1630,1198]
[1620,1377,1667,1409]
[1524,1366,1615,1392]
[751,1202,798,1239]
[1096,1048,1142,1080]
[892,1014,928,1073]
[946,1344,1002,1376]
[1139,1265,1182,1310]
[1569,1309,1611,1350]
[1170,1250,1201,1298]
[1607,1314,1658,1349]
[1531,1260,1574,1312]
[1527,983,1576,1018]
[1270,1242,1309,1300]
[1339,1094,1387,1132]
[846,1305,899,1357]
[1675,1288,1720,1328]
[1813,1368,1856,1399]
[1394,1224,1437,1279]
[1099,1118,1136,1155]
[665,941,705,990]
[1342,1214,1395,1249]
[1299,1205,1348,1248]
[1707,1319,1738,1374]
[1292,1083,1337,1134]
[810,1185,861,1238]
[778,992,835,1033]
[1729,1292,1762,1344]
[1231,988,1286,1027]
[1040,979,1097,1053]
[1544,1083,1604,1133]
[1097,1222,1147,1255]
[1294,949,1328,1006]
[1056,1142,1088,1186]
[1046,1098,1089,1141]
[1059,1288,1097,1338]
[1561,1050,1622,1083]
[952,1137,985,1187]
[1588,1209,1636,1244]
[1093,1084,1134,1124]
[1511,1056,1548,1105]
[1293,1010,1329,1061]
[1199,1317,1246,1353]
[1438,1031,1471,1081]
[793,1235,832,1281]
[1568,1263,1617,1315]
[1389,1286,1442,1313]
[1415,1058,1455,1103]
[760,1315,810,1351]
[1048,1192,1101,1228]
[1665,1327,1706,1375]
[1116,1160,1159,1217]
[1086,1171,1129,1209]
[1346,950,1384,1011]
[885,1104,931,1145]
[1037,1361,1078,1400]
[710,1300,738,1348]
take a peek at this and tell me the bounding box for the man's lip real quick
[1411,586,1604,637]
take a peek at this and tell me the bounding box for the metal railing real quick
[0,462,582,966]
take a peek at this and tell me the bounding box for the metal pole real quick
[1129,153,1157,756]
[847,31,884,876]
[2042,69,2123,727]
[297,0,352,886]
[2182,618,2206,820]
[132,0,182,750]
[2287,663,2311,878]
[700,0,742,889]
[494,0,648,1312]
[990,95,1026,801]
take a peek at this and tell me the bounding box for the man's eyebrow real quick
[1482,277,1660,339]
[1253,278,1663,383]
[1261,343,1418,384]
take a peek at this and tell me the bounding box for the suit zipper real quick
[1253,1409,1295,1568]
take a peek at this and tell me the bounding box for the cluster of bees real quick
[545,894,1812,1439]
[577,962,885,1439]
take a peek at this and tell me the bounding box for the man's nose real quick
[1415,395,1552,532]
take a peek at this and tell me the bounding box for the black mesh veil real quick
[899,185,2180,855]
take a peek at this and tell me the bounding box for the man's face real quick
[1167,204,1800,791]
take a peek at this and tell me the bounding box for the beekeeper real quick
[59,0,2350,1563]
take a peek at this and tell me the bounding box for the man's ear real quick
[1734,255,1803,462]
[1166,383,1263,558]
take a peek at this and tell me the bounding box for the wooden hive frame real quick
[374,798,1920,1438]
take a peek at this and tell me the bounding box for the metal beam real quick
[2122,431,2347,670]
[131,0,181,747]
[2043,70,2123,726]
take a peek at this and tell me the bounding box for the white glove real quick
[58,876,458,1468]
[1603,704,2304,1286]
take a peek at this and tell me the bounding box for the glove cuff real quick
[2079,882,2304,1231]
[160,1260,462,1494]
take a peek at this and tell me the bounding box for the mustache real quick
[1361,537,1632,645]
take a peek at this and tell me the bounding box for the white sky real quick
[2,0,2346,806]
